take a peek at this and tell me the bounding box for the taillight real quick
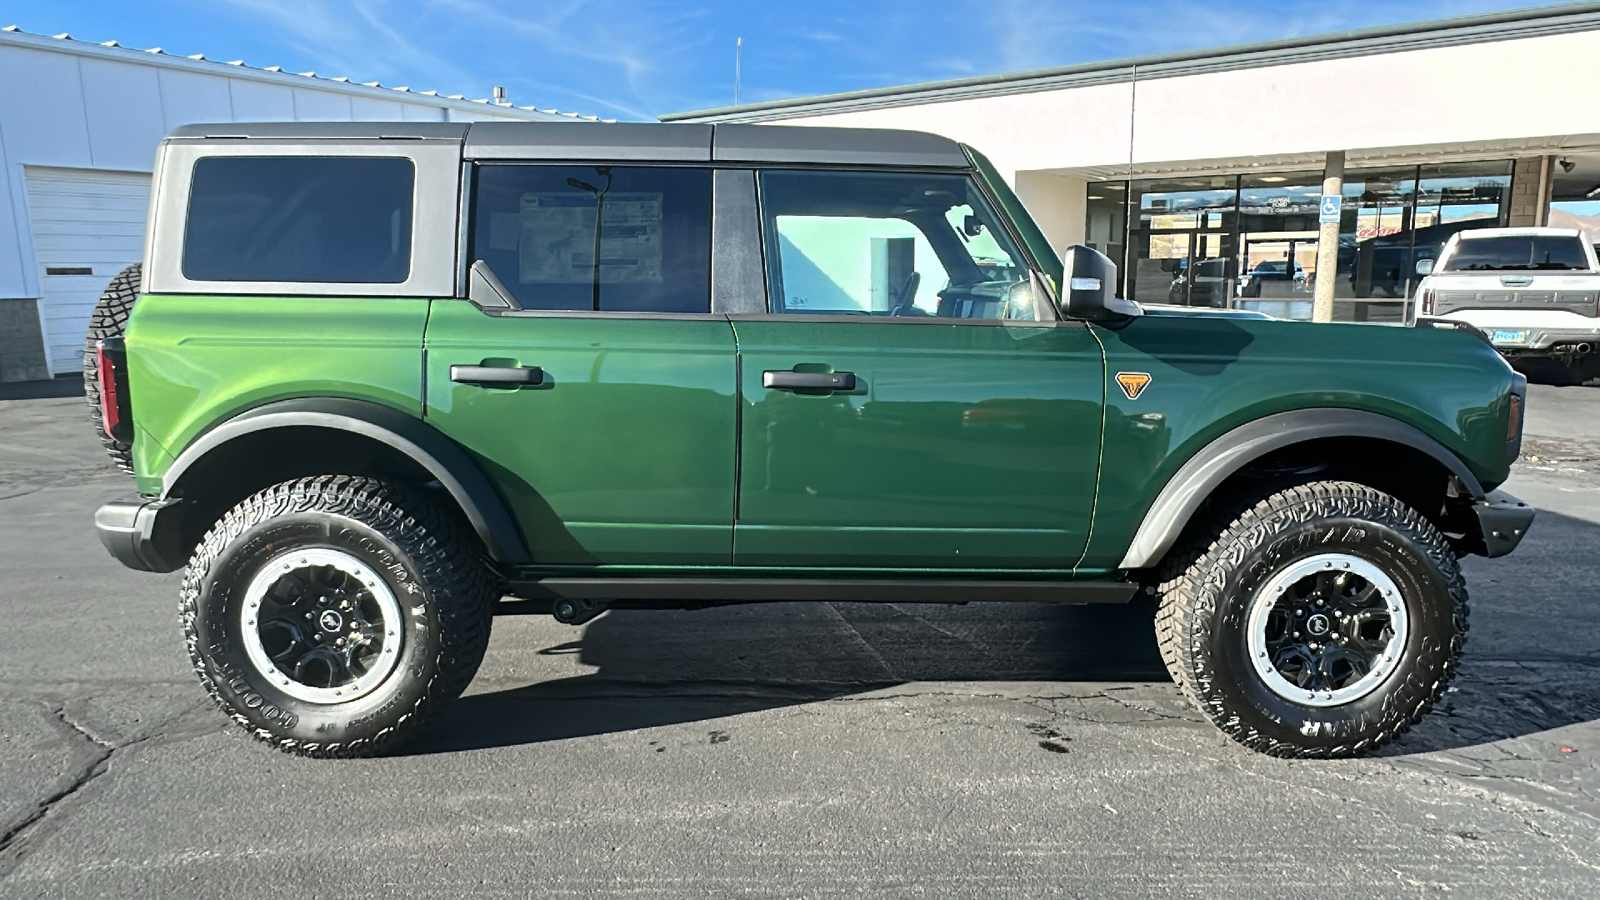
[96,340,120,436]
[95,338,132,444]
[1507,393,1522,441]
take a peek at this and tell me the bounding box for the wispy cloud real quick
[422,0,716,116]
[9,0,1551,119]
[214,0,474,90]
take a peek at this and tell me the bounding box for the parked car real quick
[87,121,1531,760]
[1164,257,1231,307]
[1238,259,1307,297]
[1416,226,1600,384]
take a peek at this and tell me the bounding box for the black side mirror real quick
[963,214,984,238]
[1060,245,1141,321]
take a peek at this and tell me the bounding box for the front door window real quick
[758,170,1042,321]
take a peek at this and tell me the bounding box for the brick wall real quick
[1508,156,1552,227]
[0,298,51,383]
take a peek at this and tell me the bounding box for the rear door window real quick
[468,165,712,313]
[183,156,414,283]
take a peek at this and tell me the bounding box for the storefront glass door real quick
[1127,178,1235,308]
[1105,161,1511,321]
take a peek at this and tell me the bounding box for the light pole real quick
[566,168,613,311]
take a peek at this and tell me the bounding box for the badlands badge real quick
[1116,372,1152,400]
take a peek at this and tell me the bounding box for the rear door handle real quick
[450,364,544,386]
[762,370,856,391]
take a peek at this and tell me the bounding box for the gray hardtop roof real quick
[164,121,970,167]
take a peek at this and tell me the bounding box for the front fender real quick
[1116,408,1484,570]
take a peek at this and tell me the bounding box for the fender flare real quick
[1118,408,1485,570]
[162,397,530,566]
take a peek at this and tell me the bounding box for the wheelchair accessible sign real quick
[1319,194,1343,224]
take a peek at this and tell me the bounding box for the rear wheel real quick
[180,476,495,757]
[82,263,141,475]
[1512,355,1587,386]
[1154,481,1468,757]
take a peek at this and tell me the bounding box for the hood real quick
[1136,303,1276,321]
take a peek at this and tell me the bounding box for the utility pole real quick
[734,37,743,105]
[1311,150,1345,323]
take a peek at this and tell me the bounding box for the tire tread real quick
[178,475,494,758]
[81,263,141,475]
[1154,480,1469,758]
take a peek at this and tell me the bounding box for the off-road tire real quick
[81,263,141,475]
[1154,481,1468,758]
[180,476,495,757]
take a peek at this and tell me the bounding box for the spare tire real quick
[82,263,141,475]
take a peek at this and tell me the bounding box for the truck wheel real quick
[1574,355,1600,386]
[180,476,494,757]
[1154,481,1467,757]
[82,263,141,475]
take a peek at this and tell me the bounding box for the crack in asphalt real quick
[0,700,215,880]
[0,707,115,879]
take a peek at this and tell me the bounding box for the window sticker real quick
[518,192,663,284]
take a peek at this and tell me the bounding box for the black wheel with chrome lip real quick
[1246,553,1408,708]
[240,548,405,705]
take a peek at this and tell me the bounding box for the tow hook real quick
[552,597,609,626]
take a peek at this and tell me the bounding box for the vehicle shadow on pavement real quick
[1386,507,1600,756]
[415,600,1169,754]
[417,508,1600,757]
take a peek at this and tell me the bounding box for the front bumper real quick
[1472,490,1535,558]
[94,495,187,573]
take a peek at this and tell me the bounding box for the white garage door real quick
[25,167,151,374]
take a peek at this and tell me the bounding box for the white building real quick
[667,3,1600,322]
[0,26,589,383]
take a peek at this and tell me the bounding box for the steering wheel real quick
[889,271,922,316]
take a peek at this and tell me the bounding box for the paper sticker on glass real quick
[518,192,663,285]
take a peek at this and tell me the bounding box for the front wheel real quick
[1155,481,1468,757]
[180,476,495,757]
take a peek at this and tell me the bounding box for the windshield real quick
[1441,235,1590,272]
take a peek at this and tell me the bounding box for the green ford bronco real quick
[87,121,1533,759]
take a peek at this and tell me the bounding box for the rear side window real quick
[469,164,711,313]
[183,157,414,284]
[1441,235,1590,272]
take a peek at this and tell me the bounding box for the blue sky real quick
[1,0,1556,120]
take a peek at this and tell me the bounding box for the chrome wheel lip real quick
[1245,552,1409,708]
[240,548,403,705]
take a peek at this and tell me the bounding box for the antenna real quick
[734,36,742,105]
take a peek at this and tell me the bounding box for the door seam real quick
[729,315,743,562]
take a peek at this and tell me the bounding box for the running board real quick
[505,577,1138,605]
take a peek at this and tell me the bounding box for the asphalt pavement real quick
[1,383,1598,898]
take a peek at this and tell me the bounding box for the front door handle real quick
[450,364,544,386]
[762,370,856,391]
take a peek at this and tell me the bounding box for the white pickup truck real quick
[1416,226,1600,384]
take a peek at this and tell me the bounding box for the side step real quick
[505,577,1138,606]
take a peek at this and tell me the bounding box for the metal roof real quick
[163,120,972,167]
[0,23,605,122]
[664,1,1600,123]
